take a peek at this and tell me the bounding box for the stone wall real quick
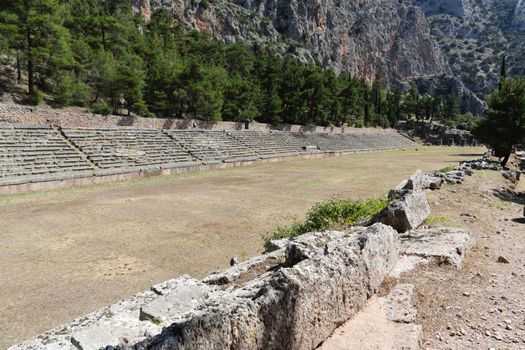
[0,103,396,134]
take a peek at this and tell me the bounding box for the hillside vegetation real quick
[0,0,475,127]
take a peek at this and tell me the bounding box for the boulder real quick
[371,191,431,233]
[421,174,443,190]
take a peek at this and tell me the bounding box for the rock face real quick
[403,122,478,146]
[135,0,447,87]
[132,0,525,115]
[513,0,525,32]
[415,0,474,19]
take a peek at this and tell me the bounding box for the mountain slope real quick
[135,0,524,115]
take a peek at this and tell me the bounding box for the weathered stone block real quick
[371,191,431,233]
[400,227,475,267]
[203,249,285,285]
[140,277,216,323]
[421,174,443,190]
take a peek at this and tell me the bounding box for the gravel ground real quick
[399,168,525,350]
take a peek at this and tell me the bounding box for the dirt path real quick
[0,147,483,348]
[399,169,525,349]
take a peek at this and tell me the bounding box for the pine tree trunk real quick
[16,56,22,82]
[25,20,34,95]
[27,58,34,95]
[501,152,511,167]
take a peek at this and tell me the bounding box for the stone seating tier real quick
[227,131,306,158]
[62,128,198,169]
[0,125,416,187]
[0,126,94,181]
[165,130,258,163]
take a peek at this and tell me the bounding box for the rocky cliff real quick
[149,0,448,85]
[513,0,525,31]
[134,0,525,115]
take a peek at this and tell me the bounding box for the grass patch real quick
[424,215,450,227]
[438,165,457,173]
[264,197,388,249]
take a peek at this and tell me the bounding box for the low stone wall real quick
[0,103,396,134]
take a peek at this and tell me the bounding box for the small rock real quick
[497,256,510,264]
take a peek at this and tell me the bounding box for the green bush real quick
[438,165,457,173]
[264,197,388,248]
[30,89,44,105]
[91,102,113,116]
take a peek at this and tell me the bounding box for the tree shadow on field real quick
[450,153,485,157]
[512,218,525,224]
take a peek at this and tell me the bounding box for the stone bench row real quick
[0,126,416,185]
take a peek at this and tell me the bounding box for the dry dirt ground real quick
[397,168,525,349]
[0,146,483,348]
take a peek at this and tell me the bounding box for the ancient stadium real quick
[2,105,524,350]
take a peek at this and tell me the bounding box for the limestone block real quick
[372,191,431,233]
[388,170,424,200]
[406,169,423,192]
[71,325,120,350]
[203,249,285,285]
[421,174,443,190]
[140,278,216,323]
[393,323,423,350]
[400,227,475,267]
[381,284,417,323]
[389,255,430,278]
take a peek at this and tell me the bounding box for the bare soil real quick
[0,147,483,348]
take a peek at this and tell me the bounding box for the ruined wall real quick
[0,103,396,134]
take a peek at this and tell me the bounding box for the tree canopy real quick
[472,77,525,166]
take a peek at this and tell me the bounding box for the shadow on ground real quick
[450,153,486,157]
[492,188,525,205]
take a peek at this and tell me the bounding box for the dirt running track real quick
[0,147,483,348]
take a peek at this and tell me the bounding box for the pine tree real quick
[473,77,525,166]
[444,95,460,120]
[498,55,507,91]
[0,0,70,99]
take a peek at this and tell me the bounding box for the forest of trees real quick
[0,0,469,127]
